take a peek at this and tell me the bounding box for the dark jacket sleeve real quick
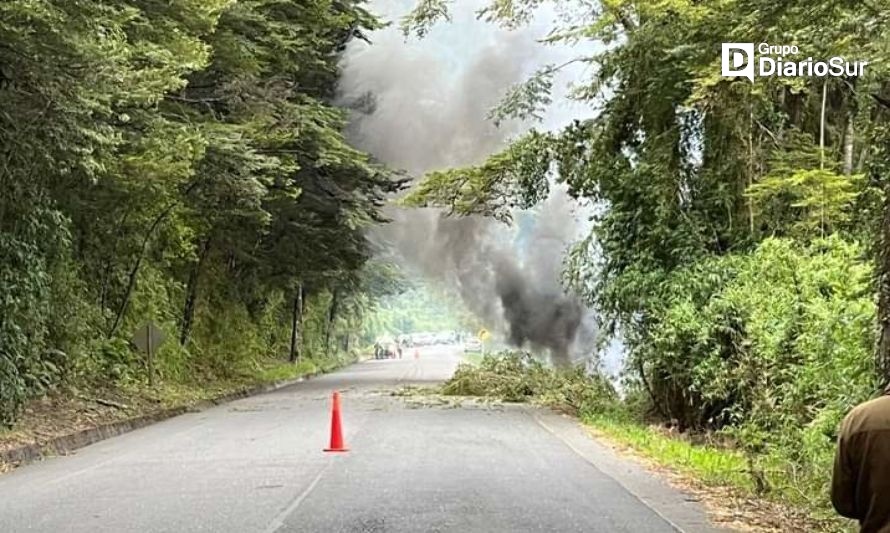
[831,432,859,520]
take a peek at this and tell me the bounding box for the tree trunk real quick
[325,289,340,354]
[108,206,175,337]
[289,284,304,363]
[844,109,856,176]
[107,179,201,338]
[873,84,890,384]
[878,186,890,382]
[179,237,212,346]
[819,82,829,236]
[857,145,869,173]
[789,91,803,129]
[747,107,755,235]
[98,211,131,311]
[637,358,666,419]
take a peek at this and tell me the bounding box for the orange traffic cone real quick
[324,391,349,452]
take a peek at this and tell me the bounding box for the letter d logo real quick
[722,43,754,82]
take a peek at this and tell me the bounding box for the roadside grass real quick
[442,351,854,532]
[583,412,755,489]
[255,359,319,383]
[130,356,334,409]
[0,352,362,467]
[582,411,854,532]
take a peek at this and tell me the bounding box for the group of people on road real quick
[373,335,413,360]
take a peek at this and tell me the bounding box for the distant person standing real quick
[832,383,890,532]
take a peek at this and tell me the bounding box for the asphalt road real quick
[0,346,727,533]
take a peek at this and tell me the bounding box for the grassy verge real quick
[445,351,854,532]
[137,358,326,409]
[0,353,361,467]
[584,412,754,488]
[582,411,853,532]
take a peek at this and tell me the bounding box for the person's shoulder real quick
[842,395,890,436]
[849,395,890,416]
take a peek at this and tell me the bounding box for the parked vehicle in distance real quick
[411,332,433,346]
[374,335,400,359]
[463,338,483,353]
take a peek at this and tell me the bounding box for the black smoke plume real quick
[337,0,596,363]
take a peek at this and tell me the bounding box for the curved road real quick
[0,346,728,532]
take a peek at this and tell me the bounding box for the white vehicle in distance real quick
[463,338,483,353]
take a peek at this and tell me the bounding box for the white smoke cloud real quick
[339,0,601,364]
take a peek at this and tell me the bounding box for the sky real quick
[339,0,597,174]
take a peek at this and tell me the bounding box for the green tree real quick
[0,0,402,424]
[401,0,890,441]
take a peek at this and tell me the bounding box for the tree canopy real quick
[0,0,405,425]
[402,0,890,501]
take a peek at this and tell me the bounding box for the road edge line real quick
[527,407,727,533]
[0,366,346,473]
[263,461,332,532]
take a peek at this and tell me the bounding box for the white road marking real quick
[264,461,332,532]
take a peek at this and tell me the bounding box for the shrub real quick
[628,236,877,505]
[442,351,617,415]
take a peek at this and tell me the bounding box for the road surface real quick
[0,346,726,532]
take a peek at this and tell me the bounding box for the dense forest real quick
[362,286,480,340]
[0,1,408,425]
[5,0,890,517]
[403,0,890,511]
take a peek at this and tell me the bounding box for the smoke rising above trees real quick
[337,0,597,364]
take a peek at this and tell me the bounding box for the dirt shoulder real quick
[0,358,355,474]
[583,422,853,533]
